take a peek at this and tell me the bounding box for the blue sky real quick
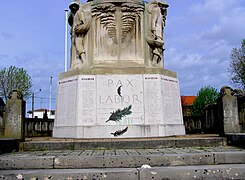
[0,0,245,112]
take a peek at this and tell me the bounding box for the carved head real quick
[157,1,169,16]
[157,1,169,8]
[69,1,80,14]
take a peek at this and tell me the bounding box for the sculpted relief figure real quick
[69,1,91,69]
[67,0,168,69]
[146,0,169,66]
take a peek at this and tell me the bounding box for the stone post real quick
[220,86,241,134]
[0,97,5,136]
[4,90,26,141]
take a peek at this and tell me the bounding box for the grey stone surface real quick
[22,141,75,151]
[139,164,245,180]
[1,165,245,180]
[214,151,245,164]
[174,138,227,147]
[0,155,54,170]
[1,146,245,170]
[0,168,138,180]
[22,136,226,151]
[53,153,215,169]
[74,139,176,150]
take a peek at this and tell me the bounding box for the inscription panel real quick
[56,77,78,126]
[161,75,183,124]
[77,75,96,125]
[97,75,144,125]
[143,74,163,124]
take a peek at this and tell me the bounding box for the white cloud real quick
[201,7,245,45]
[190,0,238,14]
[164,0,244,95]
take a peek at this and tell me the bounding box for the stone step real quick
[1,146,245,170]
[21,135,227,151]
[1,164,245,180]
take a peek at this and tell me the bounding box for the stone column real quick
[220,86,241,134]
[4,90,26,141]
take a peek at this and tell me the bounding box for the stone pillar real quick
[220,86,241,134]
[0,97,5,136]
[4,90,26,141]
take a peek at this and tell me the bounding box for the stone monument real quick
[53,0,186,138]
[219,86,241,135]
[4,90,26,141]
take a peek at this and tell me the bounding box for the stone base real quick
[53,69,185,138]
[53,124,185,138]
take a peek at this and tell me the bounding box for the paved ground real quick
[1,146,245,179]
[3,146,244,157]
[1,146,245,169]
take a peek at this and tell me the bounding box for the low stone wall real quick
[25,118,54,137]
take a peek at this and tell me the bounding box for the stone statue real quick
[68,1,80,68]
[146,0,169,65]
[71,2,91,68]
[68,1,80,27]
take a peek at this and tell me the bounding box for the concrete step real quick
[1,146,245,170]
[21,135,227,151]
[1,164,245,180]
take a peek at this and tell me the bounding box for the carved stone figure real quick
[71,3,91,68]
[68,1,80,69]
[68,1,80,27]
[67,0,168,69]
[146,0,169,65]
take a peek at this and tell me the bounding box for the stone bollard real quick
[220,86,241,134]
[4,89,26,141]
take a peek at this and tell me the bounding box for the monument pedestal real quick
[54,0,185,138]
[53,68,185,138]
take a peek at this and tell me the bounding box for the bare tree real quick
[0,66,33,102]
[229,40,245,89]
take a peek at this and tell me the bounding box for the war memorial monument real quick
[53,0,186,138]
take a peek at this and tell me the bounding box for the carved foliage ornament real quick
[91,2,143,45]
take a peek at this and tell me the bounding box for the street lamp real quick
[49,77,53,117]
[31,89,41,118]
[64,9,69,72]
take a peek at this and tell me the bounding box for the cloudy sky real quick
[0,0,245,111]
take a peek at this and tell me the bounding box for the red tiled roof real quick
[181,96,196,105]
